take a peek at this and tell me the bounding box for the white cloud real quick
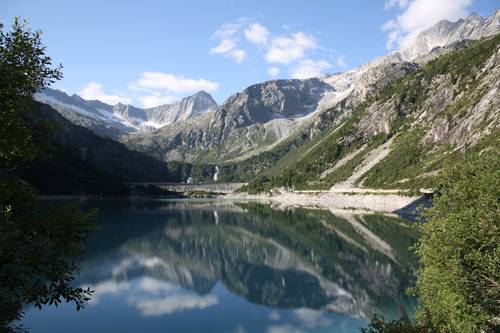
[269,310,281,321]
[267,67,280,77]
[109,275,220,317]
[292,308,333,329]
[89,275,218,318]
[209,40,246,63]
[111,256,164,278]
[87,280,130,305]
[384,0,409,10]
[209,39,236,54]
[383,0,473,50]
[213,17,248,39]
[229,49,247,63]
[244,23,269,46]
[291,59,331,79]
[209,19,330,77]
[135,294,218,316]
[336,55,347,69]
[131,72,219,93]
[138,277,175,294]
[266,32,318,65]
[139,94,177,108]
[267,324,305,333]
[79,82,132,105]
[209,18,250,63]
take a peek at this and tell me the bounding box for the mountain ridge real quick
[123,78,334,163]
[17,101,222,195]
[34,88,218,138]
[400,9,500,61]
[243,33,500,192]
[31,11,500,192]
[123,11,500,165]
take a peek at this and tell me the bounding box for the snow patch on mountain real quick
[34,88,218,137]
[319,11,500,116]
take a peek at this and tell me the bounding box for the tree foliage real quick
[0,18,93,332]
[0,18,61,168]
[361,148,499,332]
[361,311,435,333]
[0,178,94,331]
[415,148,500,332]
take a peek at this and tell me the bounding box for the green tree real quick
[0,18,61,168]
[361,311,435,333]
[415,148,500,332]
[361,147,499,333]
[0,18,93,332]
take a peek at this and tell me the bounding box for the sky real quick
[1,0,498,107]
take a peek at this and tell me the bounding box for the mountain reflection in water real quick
[23,200,419,333]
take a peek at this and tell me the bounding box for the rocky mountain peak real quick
[217,78,334,125]
[400,10,500,61]
[192,90,212,98]
[182,90,218,112]
[465,12,482,22]
[145,91,218,126]
[34,87,218,137]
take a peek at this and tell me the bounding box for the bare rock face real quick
[355,42,500,151]
[208,78,333,143]
[425,118,451,144]
[34,88,217,138]
[424,45,500,147]
[310,56,417,139]
[38,11,500,168]
[145,91,217,125]
[124,78,334,162]
[314,11,500,145]
[112,103,148,125]
[321,54,416,108]
[357,98,399,138]
[400,10,500,61]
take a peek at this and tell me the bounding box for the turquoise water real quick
[23,200,419,333]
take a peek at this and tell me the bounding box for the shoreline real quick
[227,190,422,213]
[40,189,427,215]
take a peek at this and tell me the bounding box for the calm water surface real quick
[23,200,419,333]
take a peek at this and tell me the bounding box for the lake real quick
[23,199,419,333]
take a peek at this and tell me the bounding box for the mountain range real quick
[34,88,218,138]
[32,10,500,191]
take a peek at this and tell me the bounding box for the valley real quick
[28,11,500,202]
[2,3,500,333]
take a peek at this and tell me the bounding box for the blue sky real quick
[1,0,498,106]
